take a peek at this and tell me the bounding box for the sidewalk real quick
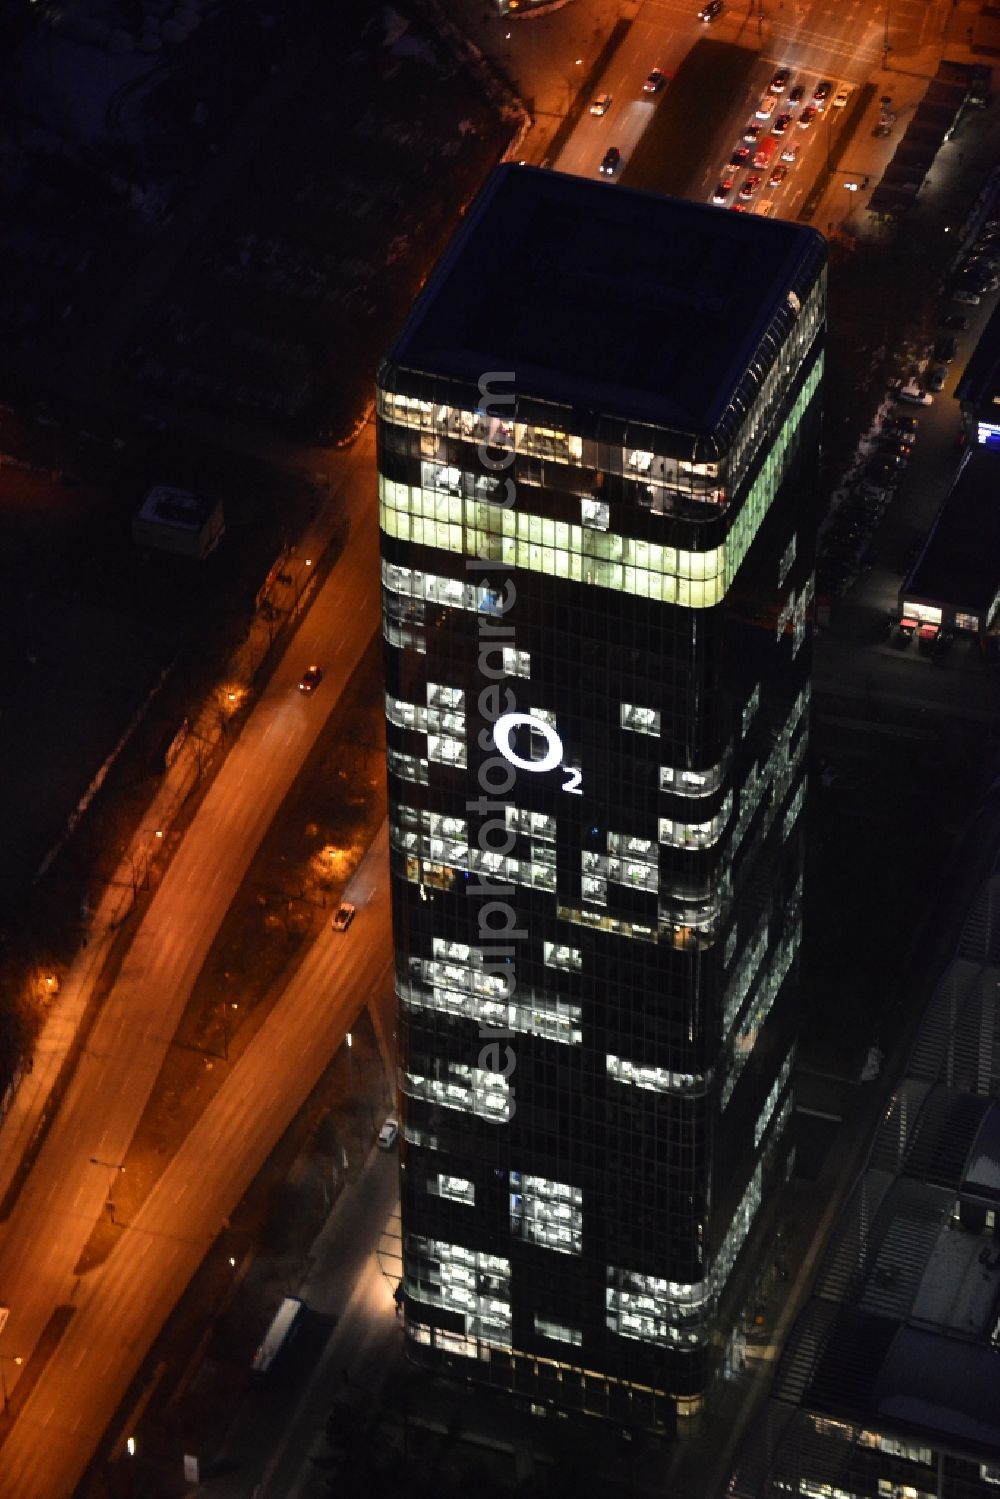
[0,423,372,1221]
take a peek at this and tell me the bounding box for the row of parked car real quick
[943,216,1000,306]
[816,409,920,599]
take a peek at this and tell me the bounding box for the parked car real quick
[897,380,933,405]
[940,313,970,330]
[933,335,959,362]
[927,363,948,391]
[377,1117,400,1150]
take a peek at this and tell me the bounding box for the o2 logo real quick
[493,712,582,795]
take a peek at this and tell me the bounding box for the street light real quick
[882,0,891,68]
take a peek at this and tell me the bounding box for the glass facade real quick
[378,190,825,1433]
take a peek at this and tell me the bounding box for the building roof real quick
[136,485,218,532]
[902,451,1000,614]
[384,164,825,438]
[767,1091,1000,1454]
[956,299,1000,418]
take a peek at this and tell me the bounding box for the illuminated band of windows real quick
[378,357,822,611]
[606,1154,775,1351]
[385,690,467,769]
[723,914,770,1039]
[582,832,660,904]
[710,1160,763,1301]
[754,1043,795,1149]
[783,778,806,840]
[400,937,583,1046]
[722,922,802,1111]
[607,1054,707,1097]
[660,761,724,798]
[659,792,732,850]
[379,472,725,606]
[732,684,810,854]
[404,1235,511,1348]
[534,1315,583,1347]
[378,283,821,501]
[606,1267,710,1348]
[510,1172,583,1256]
[403,1062,513,1122]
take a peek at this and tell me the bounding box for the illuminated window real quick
[741,684,760,736]
[511,1174,583,1255]
[581,497,609,530]
[658,794,731,850]
[404,1235,511,1348]
[606,1267,708,1347]
[429,1174,475,1205]
[427,682,465,709]
[621,703,660,736]
[502,646,531,678]
[505,807,556,840]
[754,1044,794,1147]
[607,1054,705,1095]
[534,1315,583,1346]
[403,1063,513,1122]
[544,942,582,972]
[387,749,429,785]
[660,762,723,797]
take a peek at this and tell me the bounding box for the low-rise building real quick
[132,485,224,560]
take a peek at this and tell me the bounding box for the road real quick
[0,427,385,1499]
[0,822,393,1499]
[194,1150,402,1499]
[554,0,937,227]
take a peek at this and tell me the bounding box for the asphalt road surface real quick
[0,428,389,1499]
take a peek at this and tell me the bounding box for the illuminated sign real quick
[493,713,582,793]
[977,421,1000,446]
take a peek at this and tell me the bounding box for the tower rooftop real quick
[387,164,825,435]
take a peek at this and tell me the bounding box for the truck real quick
[752,136,778,171]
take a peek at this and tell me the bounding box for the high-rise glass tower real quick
[377,166,826,1435]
